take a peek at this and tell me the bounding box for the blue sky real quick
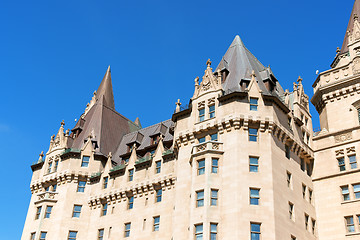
[0,0,353,238]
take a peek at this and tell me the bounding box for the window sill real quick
[345,232,360,236]
[341,198,360,205]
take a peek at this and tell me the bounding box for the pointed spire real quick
[96,65,115,110]
[340,0,360,54]
[134,117,142,128]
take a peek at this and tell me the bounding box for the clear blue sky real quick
[0,0,353,238]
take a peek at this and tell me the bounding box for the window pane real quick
[199,137,205,143]
[195,224,203,233]
[250,189,259,197]
[251,223,260,232]
[250,165,258,172]
[210,133,218,141]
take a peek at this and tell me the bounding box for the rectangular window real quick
[68,231,77,240]
[153,216,160,231]
[155,161,161,174]
[209,105,215,118]
[250,223,261,240]
[81,156,90,167]
[302,184,306,199]
[285,145,290,159]
[72,205,82,218]
[309,189,313,203]
[289,202,294,220]
[249,157,259,172]
[353,184,360,199]
[103,177,108,189]
[211,158,218,173]
[124,223,131,237]
[287,172,292,188]
[128,196,134,209]
[52,184,57,192]
[195,224,203,240]
[40,232,47,240]
[250,98,258,111]
[128,169,134,181]
[196,190,204,207]
[300,158,305,171]
[77,181,86,192]
[45,206,52,218]
[338,157,346,171]
[31,232,36,240]
[341,186,350,201]
[47,162,52,174]
[250,188,260,205]
[156,189,162,203]
[98,229,104,240]
[211,189,218,206]
[305,214,309,230]
[101,203,107,216]
[198,137,206,143]
[311,219,316,235]
[349,155,358,169]
[249,128,258,142]
[35,206,42,220]
[210,133,218,141]
[345,216,355,233]
[199,108,205,122]
[198,160,205,175]
[54,160,59,172]
[210,223,217,240]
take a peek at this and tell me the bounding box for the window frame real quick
[45,205,52,219]
[250,97,258,111]
[196,190,204,207]
[210,223,217,240]
[35,206,42,220]
[211,189,218,206]
[353,183,360,199]
[210,133,218,141]
[72,205,82,218]
[98,229,104,240]
[101,203,107,216]
[124,223,131,238]
[77,181,86,193]
[249,128,258,142]
[338,157,346,171]
[68,231,77,240]
[195,224,203,240]
[250,222,261,240]
[349,155,358,169]
[249,157,259,172]
[345,216,355,233]
[250,188,260,206]
[209,105,215,119]
[199,108,205,122]
[211,158,218,174]
[153,216,160,232]
[103,177,108,189]
[128,169,134,181]
[39,232,47,240]
[128,196,134,209]
[155,161,161,174]
[156,188,162,203]
[341,185,350,201]
[81,156,90,167]
[197,159,205,175]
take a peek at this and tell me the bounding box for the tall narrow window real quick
[68,231,77,240]
[353,184,360,199]
[156,189,162,203]
[305,214,309,230]
[199,108,205,122]
[211,158,218,173]
[250,188,260,205]
[250,223,261,240]
[155,161,161,174]
[77,181,86,193]
[47,162,52,174]
[103,177,108,189]
[338,157,346,171]
[52,184,57,192]
[210,223,217,240]
[287,172,292,188]
[54,160,59,172]
[196,190,204,207]
[124,223,131,237]
[72,205,82,218]
[249,157,259,172]
[341,186,350,201]
[209,105,215,118]
[311,219,316,235]
[309,189,313,203]
[345,216,355,233]
[349,155,358,169]
[210,133,218,141]
[128,169,134,181]
[198,160,205,175]
[128,196,134,209]
[40,232,47,240]
[195,224,203,240]
[45,206,52,218]
[211,189,218,206]
[302,184,307,199]
[250,98,258,111]
[249,128,258,142]
[98,229,104,240]
[35,206,42,220]
[285,145,290,159]
[101,203,107,216]
[81,156,90,167]
[153,216,160,231]
[289,202,294,220]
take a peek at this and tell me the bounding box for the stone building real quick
[21,1,360,240]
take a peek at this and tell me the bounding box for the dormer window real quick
[250,98,258,111]
[151,136,159,145]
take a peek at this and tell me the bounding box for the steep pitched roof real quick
[216,35,285,98]
[340,0,360,54]
[69,67,140,156]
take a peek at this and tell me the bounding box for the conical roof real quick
[340,0,360,54]
[96,66,115,110]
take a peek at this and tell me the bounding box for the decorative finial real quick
[65,129,70,136]
[206,59,212,67]
[39,151,44,158]
[251,70,256,79]
[108,152,112,159]
[336,47,340,54]
[51,135,55,141]
[293,82,298,91]
[175,99,182,113]
[61,120,65,126]
[194,77,199,86]
[93,90,97,96]
[297,76,302,83]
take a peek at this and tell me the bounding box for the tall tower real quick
[311,0,360,239]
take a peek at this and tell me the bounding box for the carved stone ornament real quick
[352,57,360,75]
[335,132,352,143]
[198,101,205,109]
[335,149,344,156]
[346,146,356,154]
